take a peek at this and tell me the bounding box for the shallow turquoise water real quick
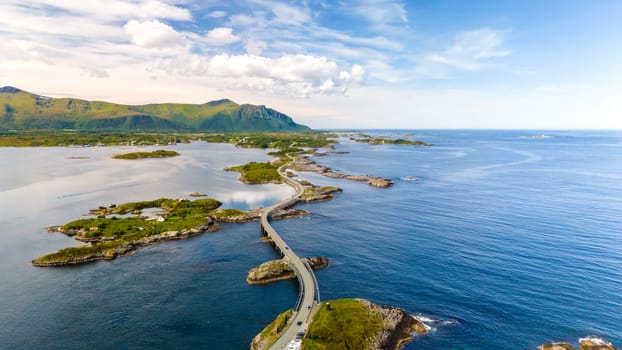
[1,131,620,349]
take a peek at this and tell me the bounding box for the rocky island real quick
[247,257,329,285]
[251,298,428,350]
[539,337,617,350]
[289,155,394,188]
[32,197,312,267]
[350,133,432,147]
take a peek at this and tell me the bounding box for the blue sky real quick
[0,0,620,128]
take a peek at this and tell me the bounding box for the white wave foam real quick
[579,336,613,346]
[412,313,461,335]
[413,314,435,323]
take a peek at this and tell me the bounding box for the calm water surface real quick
[1,131,620,349]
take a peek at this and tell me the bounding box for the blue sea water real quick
[0,131,621,349]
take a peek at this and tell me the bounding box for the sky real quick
[0,0,621,129]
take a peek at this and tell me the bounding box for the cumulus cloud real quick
[124,19,186,48]
[137,0,191,20]
[150,54,365,97]
[205,27,240,45]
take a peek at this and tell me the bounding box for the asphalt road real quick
[263,165,319,350]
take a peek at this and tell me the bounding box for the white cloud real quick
[205,27,241,45]
[4,0,191,21]
[448,29,510,59]
[427,54,481,71]
[137,0,191,20]
[421,28,510,73]
[267,1,311,25]
[150,54,365,97]
[207,10,227,18]
[245,40,267,55]
[351,0,408,26]
[82,67,110,78]
[124,19,186,48]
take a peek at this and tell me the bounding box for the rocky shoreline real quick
[247,257,329,285]
[289,155,393,188]
[251,298,428,350]
[358,299,428,350]
[33,179,342,267]
[539,337,617,350]
[33,222,218,267]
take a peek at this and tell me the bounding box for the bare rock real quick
[358,299,428,350]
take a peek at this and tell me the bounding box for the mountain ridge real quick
[0,86,309,132]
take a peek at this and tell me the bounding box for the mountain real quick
[0,87,310,132]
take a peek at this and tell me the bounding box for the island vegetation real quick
[0,86,309,132]
[251,298,428,350]
[32,197,251,266]
[0,131,188,147]
[112,149,180,159]
[350,134,431,146]
[0,130,333,148]
[226,160,283,184]
[189,192,208,197]
[247,257,329,285]
[251,309,294,350]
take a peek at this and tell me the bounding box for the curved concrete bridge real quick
[261,164,320,350]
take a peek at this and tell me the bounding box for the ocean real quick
[0,130,620,349]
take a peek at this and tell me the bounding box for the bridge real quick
[261,164,320,350]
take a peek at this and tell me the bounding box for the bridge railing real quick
[291,263,305,312]
[302,258,320,303]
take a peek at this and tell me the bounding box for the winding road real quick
[262,164,320,350]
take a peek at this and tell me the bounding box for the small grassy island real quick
[33,197,257,266]
[226,160,283,184]
[251,298,428,350]
[112,149,180,159]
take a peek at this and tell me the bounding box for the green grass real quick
[0,131,333,149]
[34,198,223,264]
[351,135,431,146]
[226,161,282,184]
[0,131,190,147]
[302,299,383,350]
[210,208,246,218]
[301,186,340,199]
[112,149,180,159]
[255,309,294,348]
[0,89,309,132]
[204,132,334,149]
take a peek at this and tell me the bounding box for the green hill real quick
[0,86,309,132]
